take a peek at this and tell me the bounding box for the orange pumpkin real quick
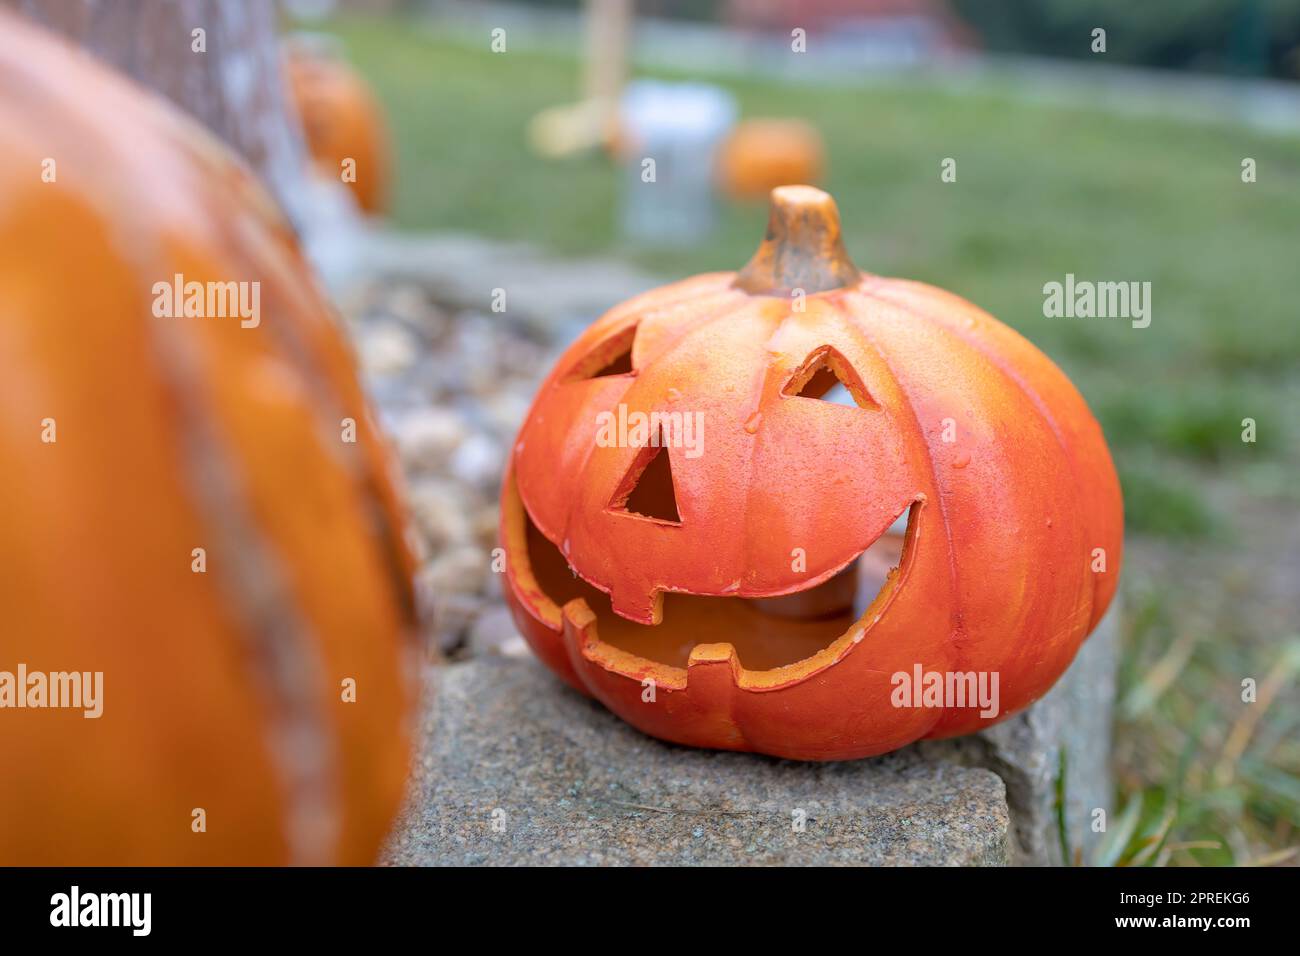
[500,185,1122,761]
[285,40,391,215]
[717,118,825,200]
[0,14,416,864]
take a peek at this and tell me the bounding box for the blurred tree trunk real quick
[6,0,309,229]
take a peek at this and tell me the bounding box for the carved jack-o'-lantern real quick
[0,13,415,863]
[500,186,1122,761]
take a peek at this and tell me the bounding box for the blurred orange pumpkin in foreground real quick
[717,118,825,200]
[501,185,1122,761]
[0,14,417,864]
[285,37,391,215]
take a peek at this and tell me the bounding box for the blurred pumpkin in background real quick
[500,186,1122,761]
[717,118,825,200]
[0,13,417,864]
[285,35,392,215]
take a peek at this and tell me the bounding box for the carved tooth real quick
[687,642,742,687]
[689,643,735,663]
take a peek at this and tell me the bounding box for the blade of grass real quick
[1096,794,1143,868]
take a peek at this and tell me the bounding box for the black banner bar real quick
[0,865,1282,942]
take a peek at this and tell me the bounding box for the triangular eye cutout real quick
[609,436,682,524]
[782,346,875,408]
[562,324,636,382]
[592,345,633,377]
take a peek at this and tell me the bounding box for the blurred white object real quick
[617,80,736,245]
[298,173,369,295]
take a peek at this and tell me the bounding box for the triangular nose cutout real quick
[783,346,874,408]
[610,436,682,524]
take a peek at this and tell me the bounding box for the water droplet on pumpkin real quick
[744,412,762,434]
[1046,517,1053,528]
[952,452,971,469]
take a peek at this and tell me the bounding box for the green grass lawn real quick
[313,15,1298,865]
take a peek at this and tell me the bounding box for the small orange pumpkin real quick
[0,13,416,864]
[717,118,825,200]
[501,185,1122,761]
[285,39,391,215]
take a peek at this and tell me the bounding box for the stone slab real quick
[383,655,1011,866]
[383,603,1117,866]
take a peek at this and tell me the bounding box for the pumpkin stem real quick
[735,185,860,296]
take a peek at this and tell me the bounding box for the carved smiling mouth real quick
[503,470,916,675]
